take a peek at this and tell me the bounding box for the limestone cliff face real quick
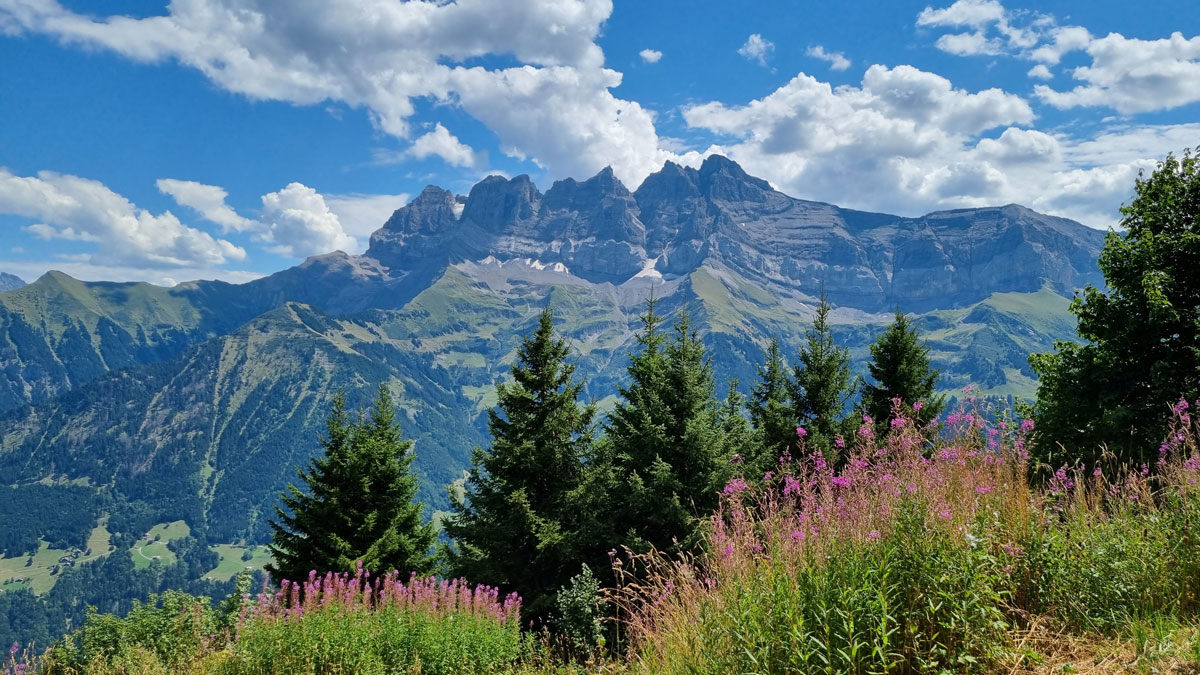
[362,154,1104,312]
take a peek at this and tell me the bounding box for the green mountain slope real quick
[1,262,1079,550]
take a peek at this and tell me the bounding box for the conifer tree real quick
[443,307,595,619]
[862,309,945,427]
[791,291,856,459]
[718,379,756,482]
[605,301,724,553]
[749,338,797,469]
[267,387,434,583]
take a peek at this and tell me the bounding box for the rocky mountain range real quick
[0,155,1106,549]
[0,273,24,292]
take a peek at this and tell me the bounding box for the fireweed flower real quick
[723,478,750,496]
[831,476,852,488]
[796,426,807,437]
[913,400,924,411]
[783,476,802,498]
[729,454,744,465]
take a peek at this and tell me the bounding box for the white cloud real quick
[404,123,484,169]
[260,183,357,258]
[916,0,1005,29]
[738,33,774,66]
[0,0,667,188]
[449,65,670,186]
[1035,32,1200,114]
[975,127,1061,163]
[639,48,662,64]
[683,65,1034,213]
[157,177,404,255]
[1027,64,1053,80]
[935,31,1003,56]
[0,168,244,268]
[677,61,1196,228]
[325,193,410,239]
[806,45,850,71]
[1029,25,1092,64]
[156,178,256,232]
[918,3,1199,115]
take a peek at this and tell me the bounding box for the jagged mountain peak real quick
[461,173,541,227]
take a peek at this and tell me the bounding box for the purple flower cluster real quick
[243,562,521,629]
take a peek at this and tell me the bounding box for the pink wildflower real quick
[723,478,749,496]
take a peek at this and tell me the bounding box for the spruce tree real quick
[749,338,797,469]
[791,291,856,459]
[718,379,756,482]
[605,301,724,553]
[862,309,945,428]
[443,307,595,620]
[267,387,434,583]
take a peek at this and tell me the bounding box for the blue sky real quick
[1,0,1198,285]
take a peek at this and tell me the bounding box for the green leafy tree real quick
[443,307,596,619]
[604,301,724,554]
[791,291,856,459]
[749,338,797,469]
[267,387,435,583]
[862,309,946,428]
[1032,149,1200,467]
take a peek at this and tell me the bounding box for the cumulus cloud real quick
[916,0,1005,29]
[639,48,662,63]
[1027,64,1053,80]
[1029,25,1092,64]
[919,2,1199,115]
[156,178,256,232]
[157,177,366,257]
[1035,32,1200,114]
[260,184,357,258]
[678,61,1192,227]
[975,127,1061,163]
[935,31,1003,56]
[806,45,850,71]
[683,65,1034,212]
[0,0,667,188]
[0,168,244,268]
[404,124,484,169]
[325,193,410,239]
[738,33,774,66]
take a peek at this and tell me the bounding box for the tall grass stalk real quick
[620,396,1200,674]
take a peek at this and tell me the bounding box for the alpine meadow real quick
[3,0,1200,673]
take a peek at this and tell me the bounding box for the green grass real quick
[130,521,190,570]
[0,520,112,594]
[202,545,274,582]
